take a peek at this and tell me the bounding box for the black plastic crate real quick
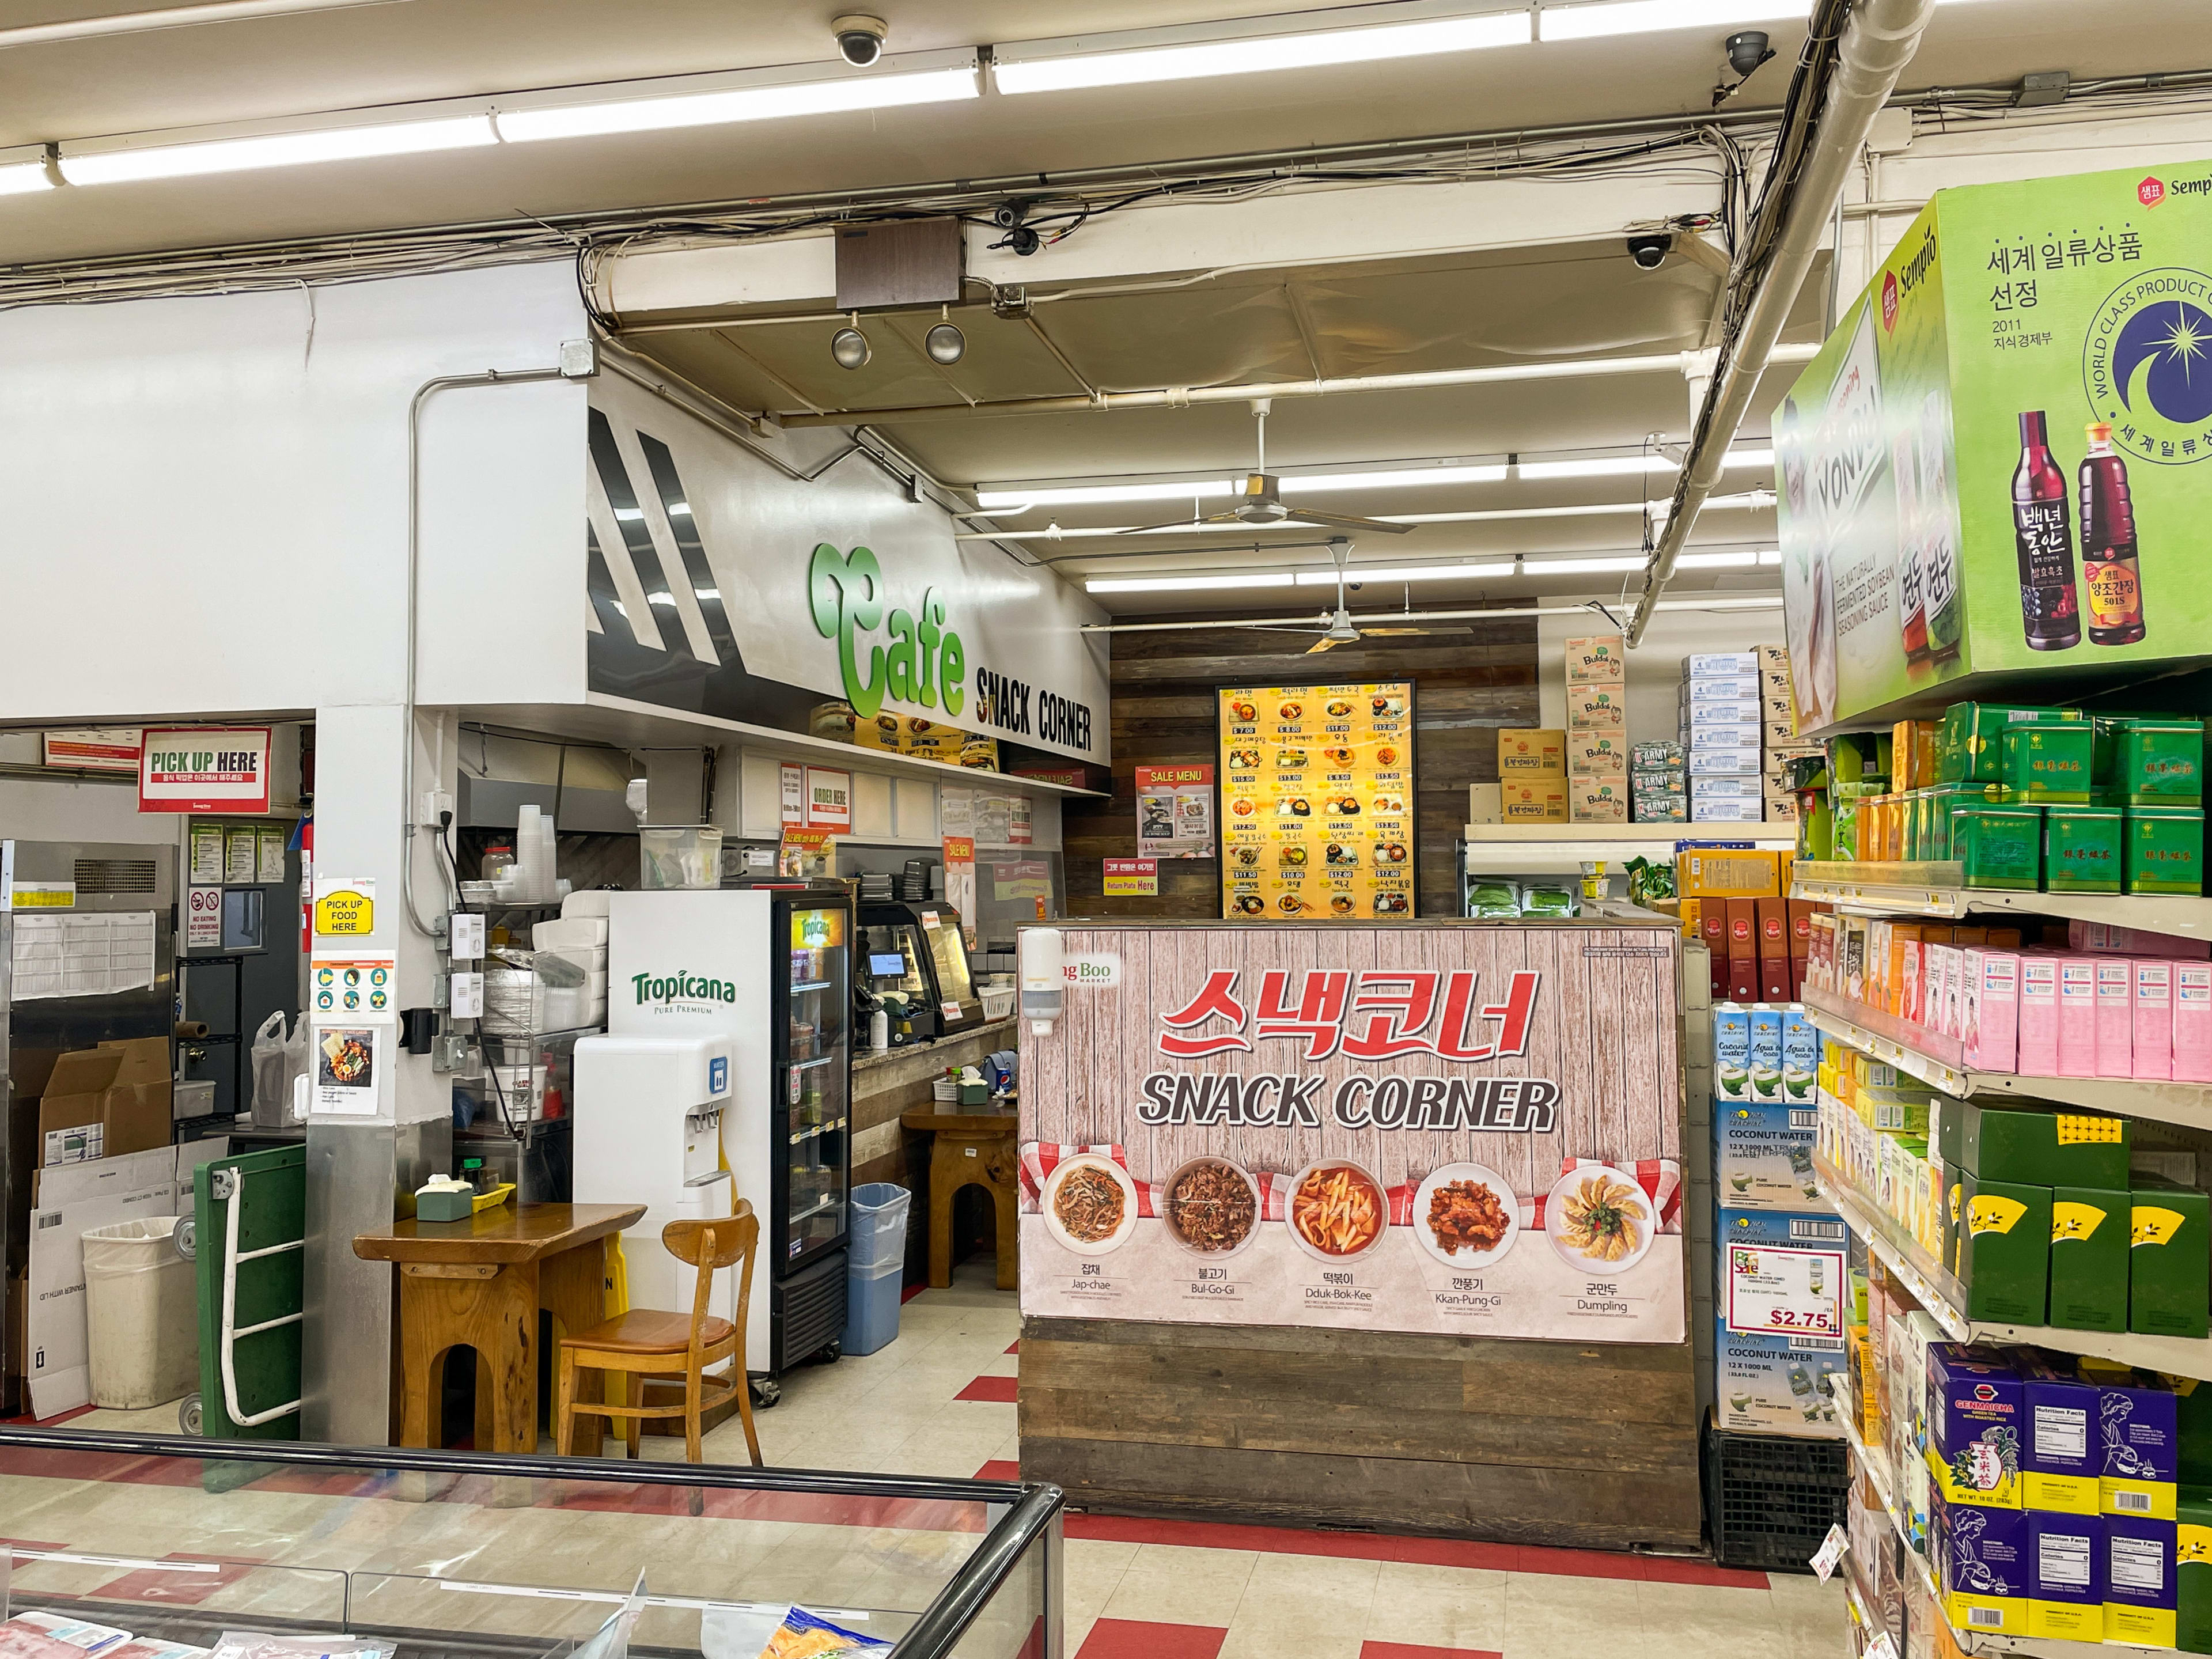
[1702,1418,1853,1572]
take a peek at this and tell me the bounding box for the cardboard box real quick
[1700,906,1729,998]
[1691,775,1763,801]
[1688,749,1762,778]
[2016,1353,2105,1514]
[1497,728,1567,775]
[1680,849,1781,899]
[1714,1097,1820,1207]
[2027,1510,2106,1640]
[1563,634,1626,682]
[26,1154,180,1418]
[2106,1513,2179,1646]
[2020,956,2062,1077]
[2045,1186,2131,1336]
[1927,1343,2025,1508]
[2085,1363,2180,1520]
[1686,698,1762,728]
[1566,685,1627,730]
[2176,1488,2212,1654]
[1934,1482,2031,1634]
[1958,1104,2130,1189]
[1569,784,1628,823]
[2137,959,2175,1081]
[1954,1171,2051,1324]
[1566,731,1631,775]
[2131,1177,2211,1340]
[1468,782,1502,824]
[1500,779,1570,823]
[1713,1316,1845,1437]
[1688,652,1759,676]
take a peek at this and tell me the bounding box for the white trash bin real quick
[83,1215,199,1410]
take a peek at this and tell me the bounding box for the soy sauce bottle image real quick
[2012,411,2081,652]
[2080,421,2146,646]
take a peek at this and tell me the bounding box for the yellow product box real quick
[1497,729,1567,775]
[2029,1597,2104,1643]
[1950,1590,2027,1637]
[1501,779,1570,823]
[1563,634,1626,683]
[1927,1442,2024,1511]
[1680,895,1702,941]
[1566,685,1627,729]
[1677,847,1780,899]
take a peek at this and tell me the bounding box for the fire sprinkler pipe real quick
[775,344,1820,430]
[1628,0,1934,647]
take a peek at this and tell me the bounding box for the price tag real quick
[1865,1633,1898,1659]
[1810,1522,1848,1582]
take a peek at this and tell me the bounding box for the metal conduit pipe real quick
[953,490,1779,541]
[775,345,1820,430]
[1085,595,1783,634]
[1628,0,1934,646]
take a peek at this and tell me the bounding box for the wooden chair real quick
[554,1208,763,1468]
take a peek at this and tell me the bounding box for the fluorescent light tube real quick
[1085,572,1300,594]
[1538,0,1805,43]
[1517,555,1647,574]
[0,158,52,195]
[1673,550,1758,569]
[498,64,978,143]
[995,9,1531,96]
[1516,456,1673,481]
[978,480,1234,510]
[1281,464,1510,494]
[1294,561,1514,585]
[59,114,495,184]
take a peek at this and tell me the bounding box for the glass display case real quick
[780,902,851,1278]
[859,902,980,1036]
[0,1427,1061,1659]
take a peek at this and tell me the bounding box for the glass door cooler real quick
[771,892,853,1372]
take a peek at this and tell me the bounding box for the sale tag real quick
[1810,1523,1848,1582]
[1724,1241,1844,1339]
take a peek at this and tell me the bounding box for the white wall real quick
[0,262,587,723]
[1539,594,1785,748]
[0,778,173,846]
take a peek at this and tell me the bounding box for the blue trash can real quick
[842,1182,914,1356]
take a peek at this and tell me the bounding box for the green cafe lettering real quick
[808,543,965,722]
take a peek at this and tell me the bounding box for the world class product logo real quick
[2084,262,2212,466]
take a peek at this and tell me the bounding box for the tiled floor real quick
[59,1260,1849,1657]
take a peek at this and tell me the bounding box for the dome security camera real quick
[1725,30,1773,77]
[832,14,888,66]
[1627,234,1673,271]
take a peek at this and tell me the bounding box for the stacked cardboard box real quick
[1683,651,1763,823]
[1564,634,1627,823]
[1632,741,1687,823]
[1494,728,1567,823]
[1759,645,1819,823]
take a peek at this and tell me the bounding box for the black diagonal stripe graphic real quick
[588,407,699,662]
[637,431,745,670]
[585,524,635,640]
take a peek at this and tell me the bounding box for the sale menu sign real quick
[1018,921,1684,1342]
[1219,683,1413,920]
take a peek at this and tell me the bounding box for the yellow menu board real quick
[1219,682,1414,919]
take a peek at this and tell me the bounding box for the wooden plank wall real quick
[1063,616,1540,919]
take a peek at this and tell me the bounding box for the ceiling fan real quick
[1119,399,1414,536]
[1279,538,1475,655]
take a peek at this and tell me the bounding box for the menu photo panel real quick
[1219,682,1414,920]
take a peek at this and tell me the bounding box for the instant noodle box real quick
[1501,778,1570,823]
[2048,1186,2130,1335]
[1497,728,1566,775]
[1926,1344,2025,1509]
[2130,1176,2211,1340]
[2002,719,2096,805]
[1566,685,1626,729]
[2124,806,2206,895]
[1953,1171,2051,1325]
[1959,1105,2130,1189]
[2096,717,2205,808]
[1563,634,1625,682]
[2043,805,2123,893]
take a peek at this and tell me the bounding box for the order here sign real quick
[139,727,272,814]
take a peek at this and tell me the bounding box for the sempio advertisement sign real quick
[1017,923,1685,1343]
[1778,159,2212,732]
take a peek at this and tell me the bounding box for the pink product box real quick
[2135,960,2175,1082]
[2017,956,2062,1078]
[2058,957,2099,1078]
[2096,959,2134,1078]
[2069,920,2211,960]
[2179,963,2212,1084]
[1900,942,1925,1028]
[1931,945,1960,1039]
[1964,949,2020,1073]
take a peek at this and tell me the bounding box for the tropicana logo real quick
[632,972,738,1006]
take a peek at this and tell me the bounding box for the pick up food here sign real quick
[1017,923,1685,1342]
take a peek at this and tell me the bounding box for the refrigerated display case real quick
[779,899,851,1282]
[860,899,981,1036]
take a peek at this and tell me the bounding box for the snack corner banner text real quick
[1778,158,2212,732]
[1017,922,1685,1343]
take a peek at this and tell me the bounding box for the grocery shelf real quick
[1827,1378,1940,1607]
[1815,1153,2212,1382]
[1464,821,1794,877]
[1792,859,2212,938]
[1801,987,2212,1130]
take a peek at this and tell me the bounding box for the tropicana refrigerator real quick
[604,886,853,1391]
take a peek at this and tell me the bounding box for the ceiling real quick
[5,0,2198,627]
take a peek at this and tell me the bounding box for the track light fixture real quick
[830,313,871,369]
[925,305,966,365]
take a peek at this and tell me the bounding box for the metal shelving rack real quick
[1793,861,2212,940]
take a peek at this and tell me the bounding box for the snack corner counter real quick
[1012,915,1700,1548]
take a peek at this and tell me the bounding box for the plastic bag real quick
[249,1012,292,1128]
[756,1609,892,1659]
[211,1635,396,1659]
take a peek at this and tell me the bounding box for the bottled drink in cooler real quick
[2012,411,2081,652]
[2080,420,2146,646]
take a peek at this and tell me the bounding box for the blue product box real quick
[1926,1343,2025,1508]
[1713,1003,1751,1103]
[1713,1316,1844,1438]
[1781,1006,1818,1104]
[1934,1482,2031,1635]
[2107,1512,2179,1646]
[2027,1510,2104,1641]
[2085,1363,2181,1520]
[2014,1353,2103,1514]
[1715,1097,1823,1210]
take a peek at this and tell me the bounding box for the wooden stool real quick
[555,1210,763,1468]
[902,1110,1020,1291]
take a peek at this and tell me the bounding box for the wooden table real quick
[355,1202,644,1456]
[900,1109,1020,1291]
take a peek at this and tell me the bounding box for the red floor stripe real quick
[1006,1340,1020,1354]
[1361,1644,1503,1659]
[1,1404,94,1428]
[1076,1619,1226,1659]
[975,1459,1021,1481]
[955,1374,1018,1403]
[901,1282,927,1304]
[1060,1513,1768,1588]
